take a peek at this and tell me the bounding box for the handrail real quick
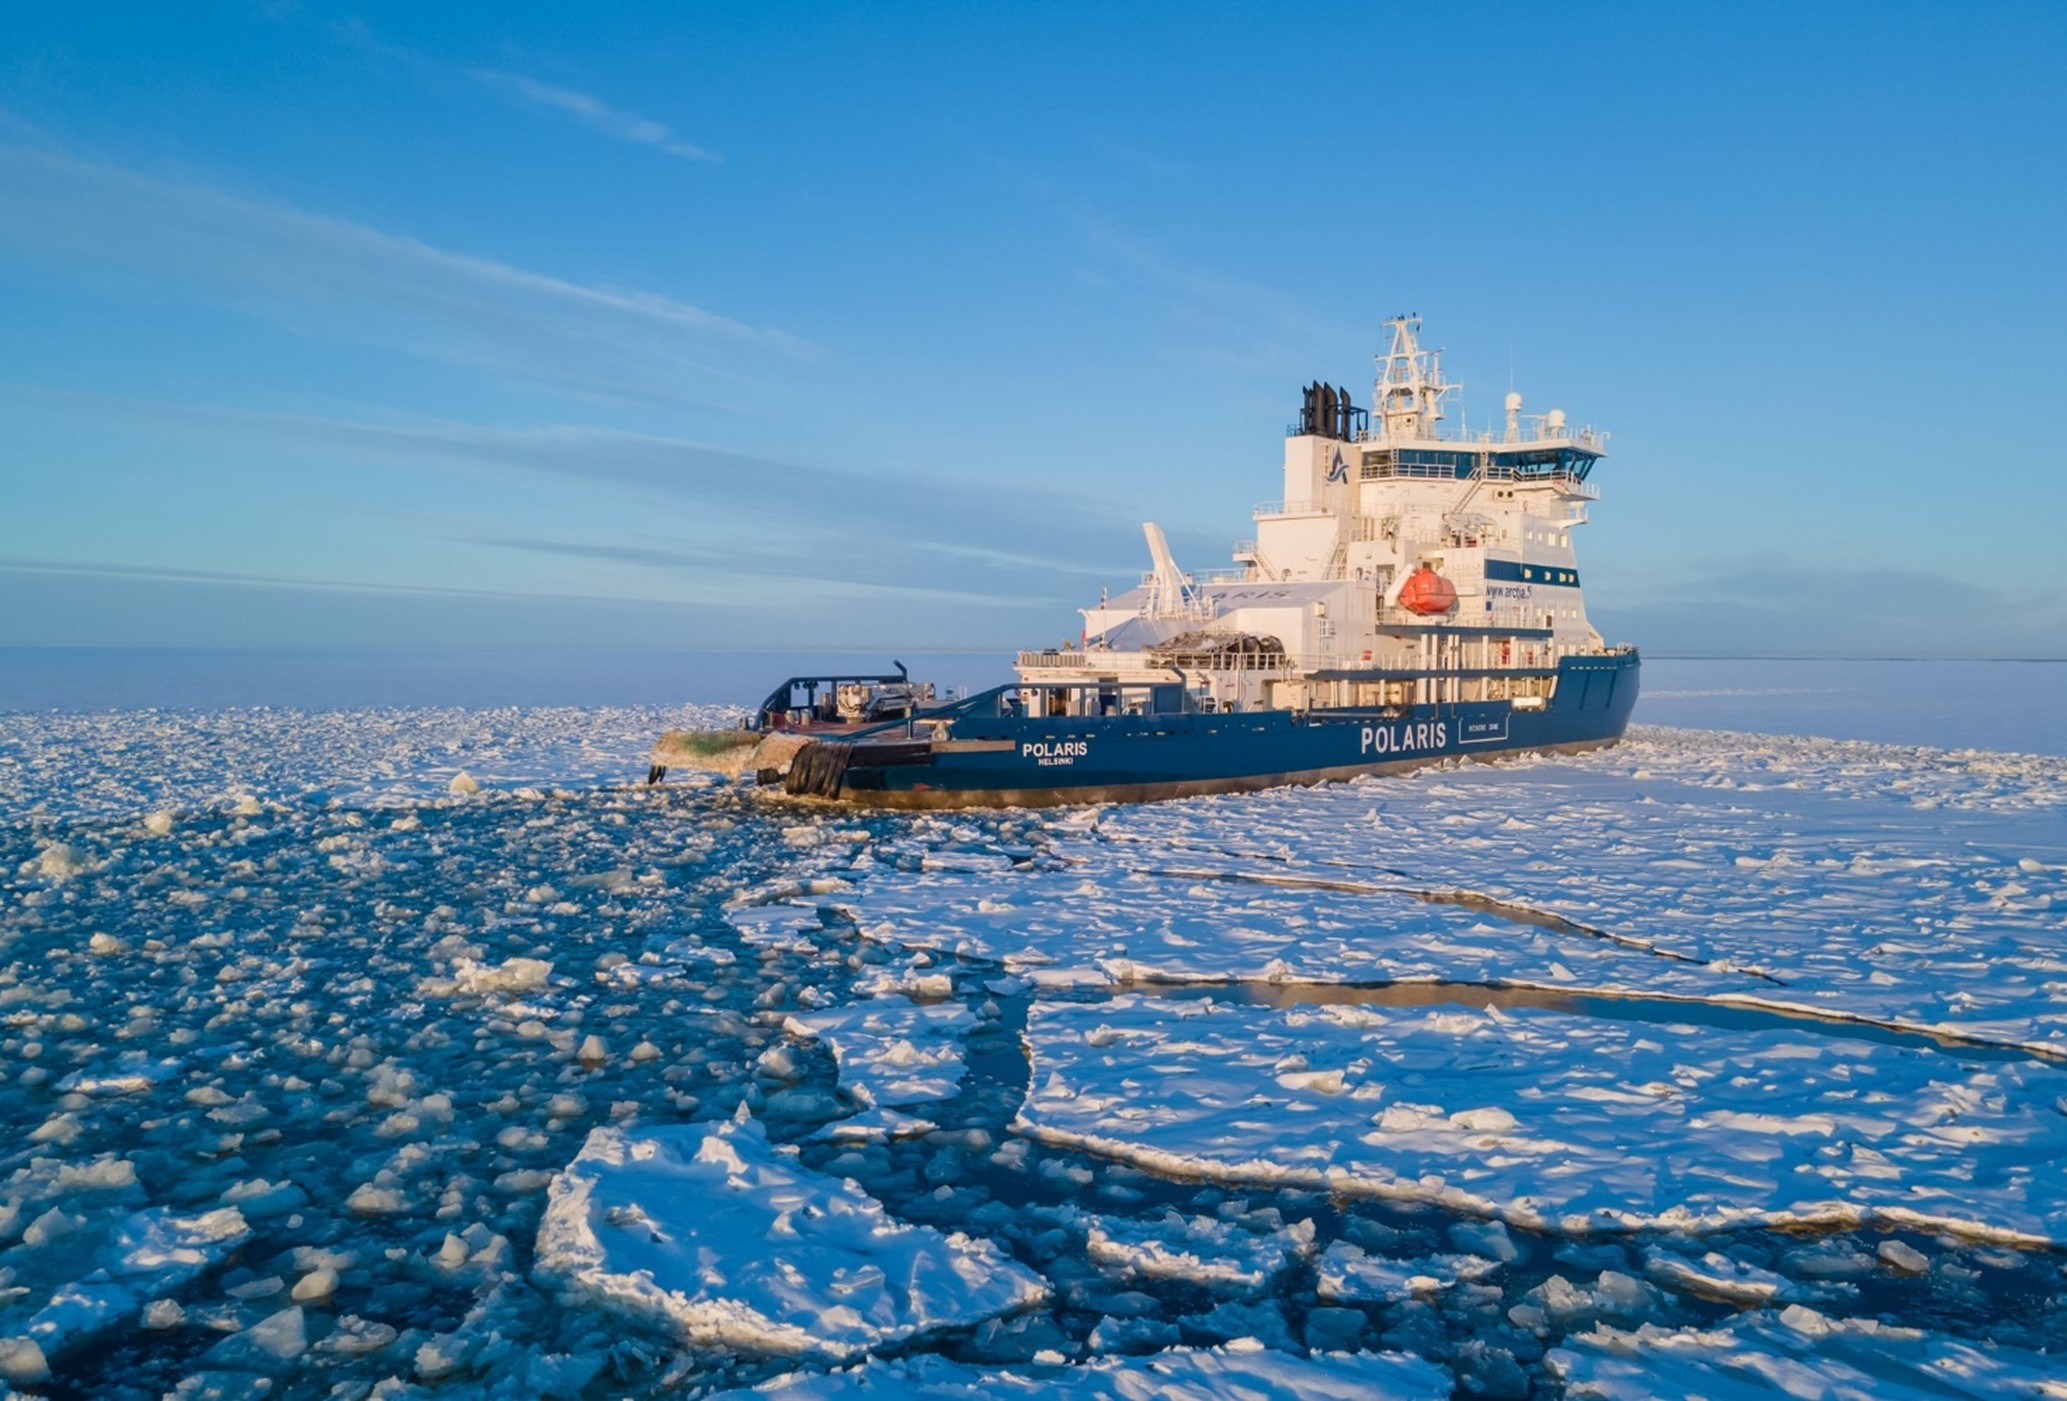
[749,663,911,730]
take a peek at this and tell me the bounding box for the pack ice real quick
[6,703,2066,1396]
[1015,995,2067,1242]
[720,1338,1453,1398]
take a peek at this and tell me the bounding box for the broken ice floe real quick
[535,1117,1045,1358]
[0,703,741,821]
[1315,1243,1502,1301]
[834,729,2067,1056]
[1015,993,2067,1243]
[1549,1303,2067,1398]
[1077,1207,1310,1292]
[4,1206,251,1366]
[717,1339,1453,1399]
[783,995,974,1142]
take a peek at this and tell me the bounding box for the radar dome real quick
[1503,391,1523,413]
[1546,408,1566,431]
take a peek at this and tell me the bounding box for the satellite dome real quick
[1503,391,1523,413]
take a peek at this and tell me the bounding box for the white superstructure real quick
[1019,316,1617,715]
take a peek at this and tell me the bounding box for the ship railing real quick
[1351,425,1607,451]
[1357,462,1601,497]
[1132,574,1240,599]
[1373,606,1551,632]
[1252,499,1331,517]
[1357,461,1455,483]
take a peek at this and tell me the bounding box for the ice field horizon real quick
[5,648,2066,757]
[3,653,2065,1396]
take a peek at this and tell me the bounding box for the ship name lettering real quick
[1357,721,1449,756]
[1021,740,1090,766]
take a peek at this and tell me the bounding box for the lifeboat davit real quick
[1397,567,1457,616]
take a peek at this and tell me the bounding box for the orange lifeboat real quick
[1397,567,1457,616]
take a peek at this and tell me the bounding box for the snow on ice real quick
[719,1338,1453,1398]
[1550,1303,2067,1398]
[782,995,975,1143]
[836,727,2067,1054]
[535,1116,1045,1358]
[1015,993,2067,1243]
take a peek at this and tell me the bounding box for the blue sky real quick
[2,1,2062,658]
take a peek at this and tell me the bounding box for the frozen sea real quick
[0,649,2063,1398]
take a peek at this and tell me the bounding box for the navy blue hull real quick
[818,652,1638,809]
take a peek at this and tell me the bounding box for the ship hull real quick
[794,652,1638,809]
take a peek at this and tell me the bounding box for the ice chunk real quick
[114,1207,251,1281]
[1449,1220,1519,1264]
[453,956,553,995]
[1640,1246,1792,1305]
[219,1178,306,1219]
[0,1337,51,1386]
[785,996,975,1109]
[1081,1209,1303,1292]
[345,1184,407,1215]
[18,1208,251,1360]
[291,1266,338,1302]
[535,1119,1046,1358]
[448,770,481,794]
[1316,1243,1499,1301]
[58,1054,179,1097]
[318,1316,397,1356]
[415,1333,471,1379]
[205,1306,307,1369]
[23,1208,85,1247]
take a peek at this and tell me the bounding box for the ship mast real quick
[1371,315,1457,442]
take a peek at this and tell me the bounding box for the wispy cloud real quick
[0,555,580,602]
[2,387,1158,595]
[475,535,1055,611]
[0,140,807,407]
[161,405,1128,570]
[471,70,719,163]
